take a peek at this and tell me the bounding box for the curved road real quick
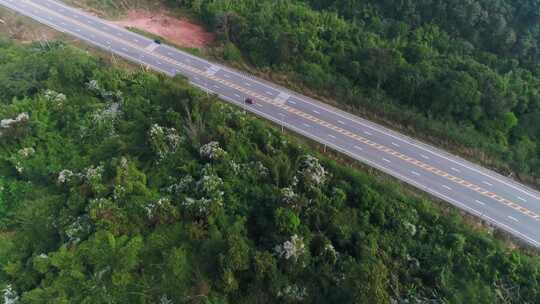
[2,0,540,247]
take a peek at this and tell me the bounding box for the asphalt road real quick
[3,0,540,247]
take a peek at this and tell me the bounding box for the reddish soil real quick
[112,10,214,48]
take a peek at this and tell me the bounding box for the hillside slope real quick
[0,39,540,303]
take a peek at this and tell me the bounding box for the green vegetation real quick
[169,0,540,187]
[1,38,540,303]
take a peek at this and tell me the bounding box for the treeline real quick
[308,0,540,71]
[1,38,540,303]
[171,0,540,184]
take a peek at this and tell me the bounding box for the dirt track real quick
[112,10,214,48]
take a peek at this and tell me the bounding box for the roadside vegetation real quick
[1,37,540,303]
[159,0,540,190]
[0,6,59,43]
[62,0,160,18]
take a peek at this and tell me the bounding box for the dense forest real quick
[169,0,540,186]
[1,37,540,303]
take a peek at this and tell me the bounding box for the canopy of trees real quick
[171,0,540,185]
[1,38,540,303]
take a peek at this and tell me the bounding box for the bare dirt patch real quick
[112,10,214,48]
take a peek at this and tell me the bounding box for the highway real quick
[2,0,540,248]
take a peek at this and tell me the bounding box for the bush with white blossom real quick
[44,89,66,105]
[165,175,194,195]
[197,174,224,201]
[85,165,104,184]
[65,216,92,244]
[149,124,182,161]
[274,234,305,261]
[281,187,297,205]
[297,155,328,187]
[403,221,417,236]
[199,141,227,161]
[0,113,29,137]
[323,243,339,264]
[86,79,123,103]
[17,147,35,158]
[180,167,225,217]
[250,161,269,178]
[58,169,77,184]
[181,197,214,216]
[7,147,35,175]
[277,284,308,302]
[57,166,104,189]
[159,295,173,304]
[145,197,175,221]
[3,285,18,304]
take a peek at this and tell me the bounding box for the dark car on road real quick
[245,97,253,105]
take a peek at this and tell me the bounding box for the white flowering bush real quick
[17,147,35,158]
[297,155,328,188]
[86,79,123,103]
[65,216,92,244]
[159,295,173,304]
[44,89,66,105]
[88,198,110,209]
[145,197,175,221]
[403,221,417,236]
[180,167,225,217]
[277,284,308,302]
[149,124,182,161]
[199,141,227,161]
[281,187,297,205]
[90,106,119,138]
[85,80,124,138]
[197,174,224,200]
[57,166,104,186]
[0,113,29,137]
[57,170,73,184]
[229,160,241,174]
[59,165,106,194]
[181,197,213,216]
[8,147,36,175]
[57,169,81,185]
[251,161,269,178]
[1,113,29,129]
[238,161,270,179]
[165,175,194,195]
[406,254,421,269]
[91,105,120,123]
[85,165,104,184]
[274,234,305,261]
[323,243,339,264]
[86,79,101,92]
[87,198,115,226]
[103,102,121,116]
[3,285,18,304]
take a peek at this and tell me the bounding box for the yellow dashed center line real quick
[26,0,539,222]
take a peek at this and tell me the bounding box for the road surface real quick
[2,0,540,248]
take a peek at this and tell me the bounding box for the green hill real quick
[0,38,540,303]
